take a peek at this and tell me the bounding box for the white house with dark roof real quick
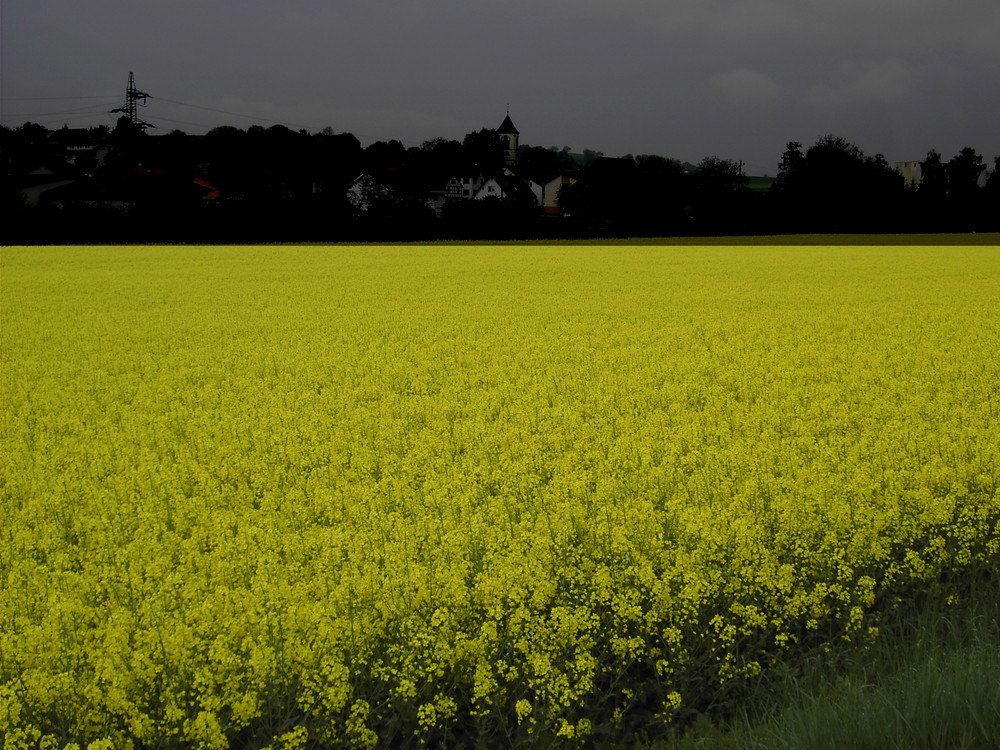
[442,113,542,209]
[470,170,542,205]
[542,174,576,215]
[445,174,486,199]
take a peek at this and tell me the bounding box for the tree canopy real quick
[3,121,997,242]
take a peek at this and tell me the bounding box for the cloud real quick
[805,59,913,108]
[545,0,1000,58]
[961,6,1000,57]
[710,68,783,107]
[549,0,796,42]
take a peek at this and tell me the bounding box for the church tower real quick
[498,111,520,167]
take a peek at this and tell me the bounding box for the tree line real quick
[3,119,997,243]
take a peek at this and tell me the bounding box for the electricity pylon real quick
[110,72,152,130]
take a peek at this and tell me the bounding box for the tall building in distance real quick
[498,111,520,167]
[894,160,923,187]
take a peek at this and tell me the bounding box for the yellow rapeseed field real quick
[2,244,998,748]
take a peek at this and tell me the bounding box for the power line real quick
[0,95,119,102]
[1,102,119,117]
[3,87,432,147]
[0,95,121,126]
[151,115,225,130]
[0,109,117,124]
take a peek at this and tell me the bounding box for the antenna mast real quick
[111,72,152,130]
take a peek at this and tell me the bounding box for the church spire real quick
[498,111,519,136]
[498,110,519,166]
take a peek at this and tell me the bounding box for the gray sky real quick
[2,0,998,175]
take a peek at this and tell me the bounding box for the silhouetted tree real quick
[984,156,999,202]
[582,149,604,168]
[2,122,59,174]
[632,155,690,234]
[985,156,1000,190]
[920,150,948,198]
[944,147,987,231]
[517,146,564,183]
[690,156,748,233]
[694,157,745,193]
[775,141,804,189]
[911,149,949,231]
[769,142,808,232]
[462,129,504,175]
[408,138,464,194]
[552,146,578,170]
[769,135,904,233]
[202,126,251,198]
[556,157,639,232]
[945,148,985,200]
[985,156,1000,230]
[312,130,363,196]
[4,118,995,242]
[365,139,406,173]
[916,147,989,231]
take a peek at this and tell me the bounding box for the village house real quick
[348,113,549,219]
[542,174,577,215]
[443,113,545,209]
[473,173,542,205]
[347,173,391,214]
[445,174,486,200]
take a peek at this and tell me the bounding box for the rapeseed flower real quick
[2,244,997,746]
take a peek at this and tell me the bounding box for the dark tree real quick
[769,135,905,233]
[312,130,363,196]
[769,142,808,232]
[985,156,1000,230]
[462,129,505,174]
[695,157,746,194]
[773,141,805,192]
[409,137,465,193]
[581,149,604,168]
[920,150,948,198]
[986,156,1000,191]
[945,147,986,198]
[633,155,690,234]
[690,157,749,233]
[364,140,407,174]
[556,157,638,232]
[912,149,949,231]
[517,146,564,183]
[944,147,987,231]
[202,126,251,198]
[917,147,989,231]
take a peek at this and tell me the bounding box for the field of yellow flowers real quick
[2,244,998,748]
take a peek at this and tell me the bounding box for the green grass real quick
[657,573,1000,750]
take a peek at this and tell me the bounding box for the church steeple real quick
[498,110,519,167]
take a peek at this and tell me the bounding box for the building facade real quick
[895,161,922,187]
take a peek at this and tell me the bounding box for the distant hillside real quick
[747,175,776,192]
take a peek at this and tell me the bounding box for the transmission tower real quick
[110,72,152,130]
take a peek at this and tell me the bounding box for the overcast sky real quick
[2,0,998,174]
